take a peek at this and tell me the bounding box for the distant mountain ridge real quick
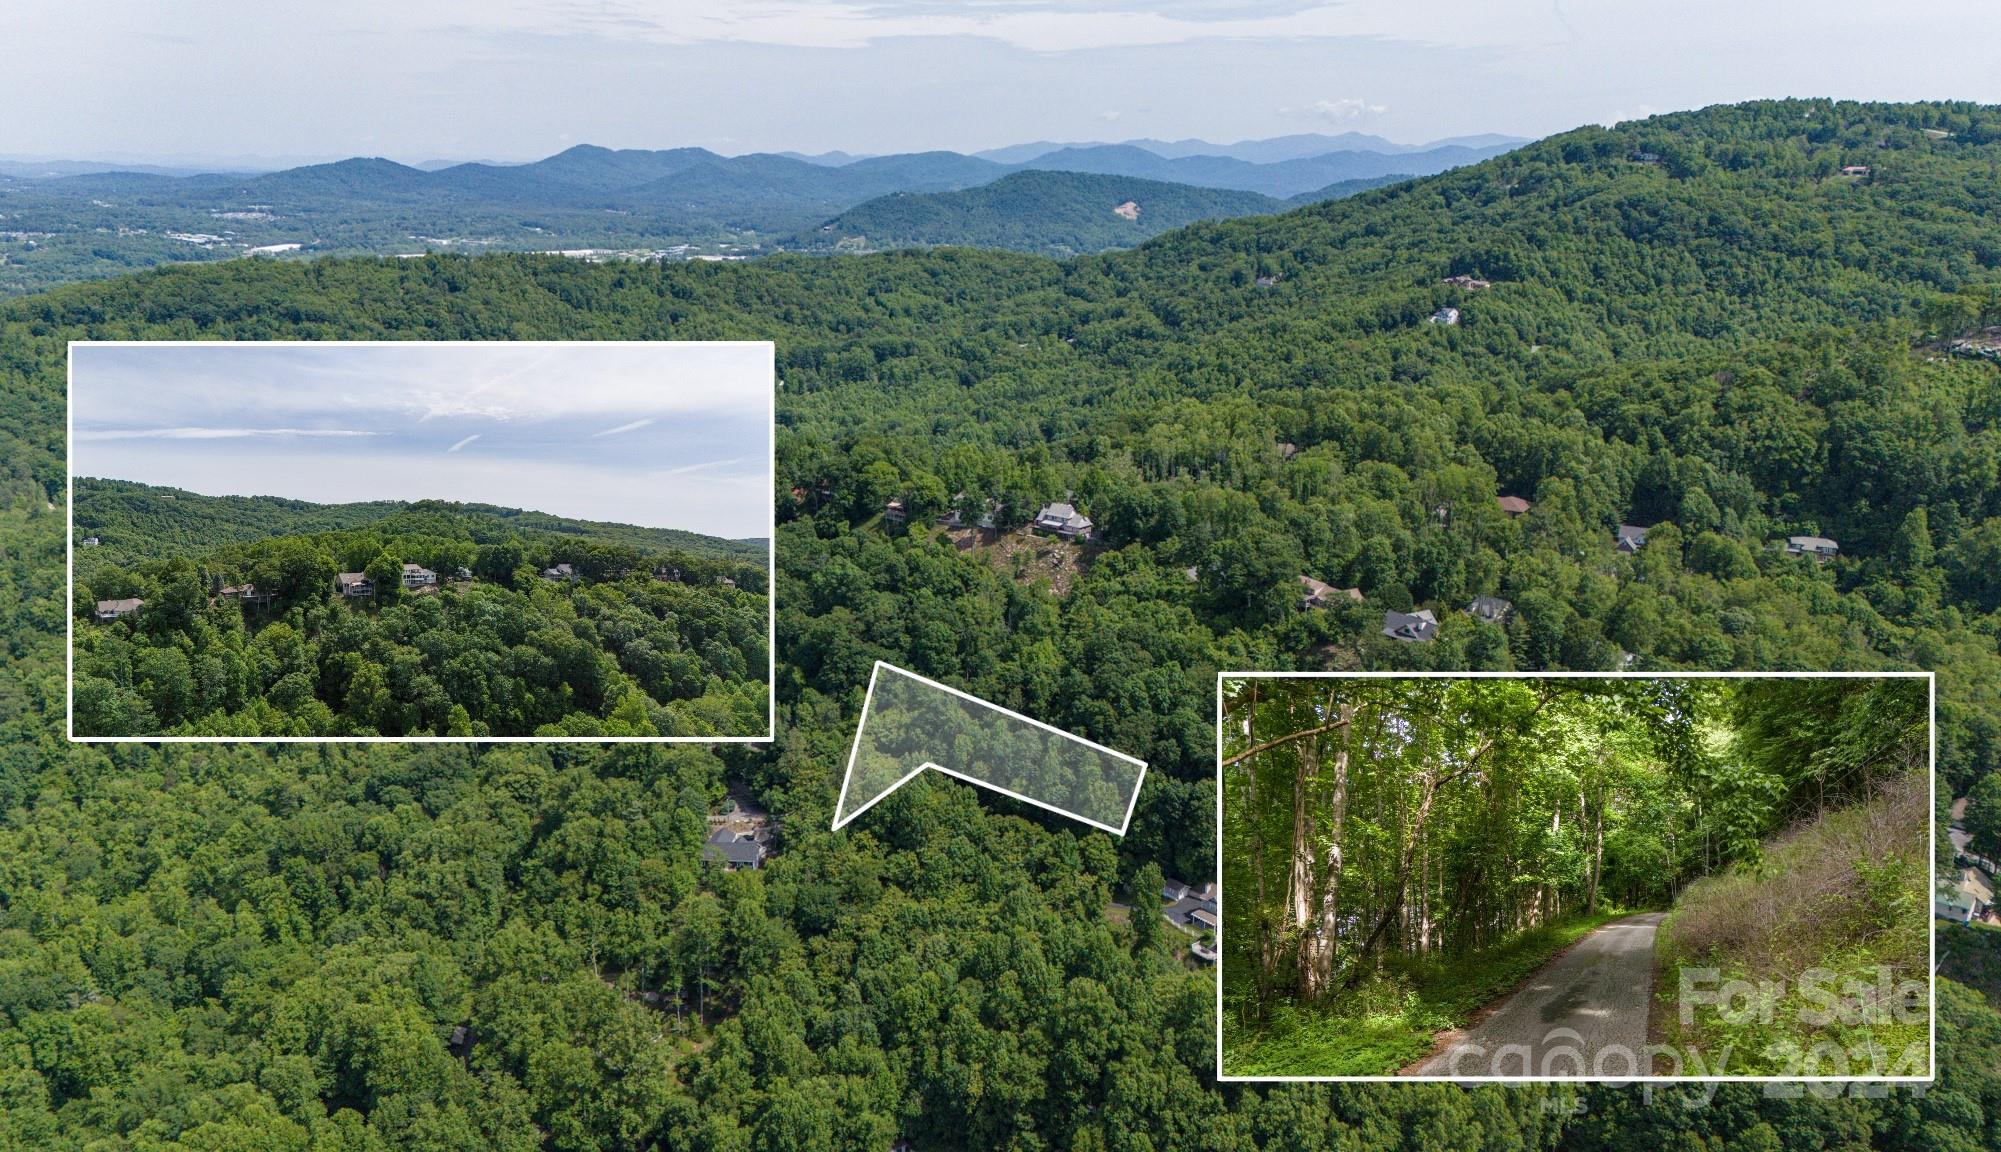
[0,134,1519,294]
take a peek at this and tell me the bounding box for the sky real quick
[6,1,2001,165]
[70,343,774,540]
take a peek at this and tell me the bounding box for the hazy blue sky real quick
[71,343,773,539]
[8,1,2000,164]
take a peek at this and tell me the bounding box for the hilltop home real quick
[401,563,438,589]
[1842,165,1871,176]
[883,499,907,525]
[217,583,273,608]
[1034,502,1093,542]
[1784,535,1839,560]
[94,597,144,622]
[1616,525,1648,553]
[335,572,374,598]
[1429,306,1460,326]
[79,536,101,547]
[1442,274,1492,290]
[703,825,767,871]
[1496,495,1531,516]
[541,563,574,582]
[1299,575,1363,611]
[1468,594,1512,623]
[1383,608,1438,643]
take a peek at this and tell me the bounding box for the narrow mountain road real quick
[1406,912,1665,1078]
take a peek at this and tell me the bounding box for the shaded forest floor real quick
[1220,906,1632,1076]
[1652,776,1930,1076]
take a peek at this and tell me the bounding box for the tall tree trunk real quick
[1303,701,1352,997]
[1287,717,1318,993]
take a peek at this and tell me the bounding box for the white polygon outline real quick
[833,660,1149,834]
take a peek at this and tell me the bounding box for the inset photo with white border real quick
[69,340,775,742]
[1215,671,1934,1083]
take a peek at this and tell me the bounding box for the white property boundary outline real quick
[833,659,1149,834]
[1212,669,1937,1084]
[66,339,778,744]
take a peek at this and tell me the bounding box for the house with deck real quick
[94,597,144,622]
[883,499,908,526]
[1034,502,1094,542]
[1784,535,1839,561]
[1616,525,1648,553]
[401,563,438,588]
[541,563,575,582]
[218,583,274,608]
[335,572,374,598]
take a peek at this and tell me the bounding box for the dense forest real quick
[70,483,771,738]
[1220,675,1929,1075]
[0,99,1998,1147]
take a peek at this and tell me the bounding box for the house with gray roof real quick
[1784,535,1839,560]
[1383,608,1438,643]
[1616,525,1648,553]
[335,572,374,598]
[704,826,767,871]
[1034,502,1093,542]
[1468,595,1512,624]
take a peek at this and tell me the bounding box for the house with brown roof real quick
[883,499,908,525]
[1299,575,1363,611]
[1497,495,1531,516]
[218,583,273,608]
[94,597,144,622]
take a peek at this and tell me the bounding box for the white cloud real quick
[593,417,657,437]
[74,426,378,441]
[1308,97,1387,123]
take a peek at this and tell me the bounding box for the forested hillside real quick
[2,99,2000,1148]
[1220,676,1929,1076]
[799,171,1289,256]
[72,479,766,572]
[69,487,770,738]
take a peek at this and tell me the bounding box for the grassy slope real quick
[1220,907,1631,1076]
[1654,775,1930,1075]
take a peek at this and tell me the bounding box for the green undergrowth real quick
[1221,906,1632,1076]
[1654,778,1930,1076]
